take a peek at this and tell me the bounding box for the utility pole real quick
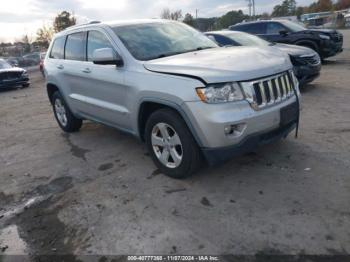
[246,0,252,18]
[252,0,256,20]
[195,9,199,19]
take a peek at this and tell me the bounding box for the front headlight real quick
[196,82,244,103]
[319,34,330,40]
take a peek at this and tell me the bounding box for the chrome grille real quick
[0,71,22,81]
[241,71,296,110]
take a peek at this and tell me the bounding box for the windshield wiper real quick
[195,46,215,51]
[153,47,214,60]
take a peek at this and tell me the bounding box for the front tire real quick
[52,91,82,133]
[145,109,201,179]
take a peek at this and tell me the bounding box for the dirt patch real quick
[98,163,114,172]
[62,133,90,161]
[35,177,73,195]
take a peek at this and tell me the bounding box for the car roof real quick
[233,20,286,26]
[105,19,174,27]
[55,19,179,38]
[63,19,173,31]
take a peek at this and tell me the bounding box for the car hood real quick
[274,43,315,56]
[306,28,337,34]
[144,46,292,84]
[0,67,25,73]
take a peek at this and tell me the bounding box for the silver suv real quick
[45,20,300,178]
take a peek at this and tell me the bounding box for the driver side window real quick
[87,31,114,61]
[266,22,288,35]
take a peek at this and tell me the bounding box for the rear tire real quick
[52,91,82,133]
[145,108,201,179]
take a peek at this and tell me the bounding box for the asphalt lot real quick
[0,31,349,259]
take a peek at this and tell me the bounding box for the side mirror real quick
[279,30,288,36]
[92,48,123,67]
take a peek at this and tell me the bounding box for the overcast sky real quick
[0,0,314,42]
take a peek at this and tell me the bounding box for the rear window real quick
[50,36,66,59]
[65,32,87,61]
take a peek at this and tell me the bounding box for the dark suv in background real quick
[230,20,343,60]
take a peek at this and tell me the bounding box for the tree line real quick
[163,0,350,31]
[271,0,350,17]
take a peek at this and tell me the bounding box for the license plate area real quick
[280,102,298,127]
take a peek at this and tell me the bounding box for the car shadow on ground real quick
[300,83,319,94]
[0,86,30,94]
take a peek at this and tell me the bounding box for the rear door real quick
[46,36,67,96]
[61,31,89,115]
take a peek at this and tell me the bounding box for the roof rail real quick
[63,21,101,31]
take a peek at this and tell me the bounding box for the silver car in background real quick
[44,20,300,178]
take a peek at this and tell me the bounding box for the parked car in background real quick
[45,20,300,178]
[205,31,321,86]
[229,20,343,60]
[39,52,46,77]
[5,57,20,67]
[23,52,41,65]
[0,59,30,89]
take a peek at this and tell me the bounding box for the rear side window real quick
[234,23,266,34]
[65,32,87,61]
[87,31,114,61]
[50,36,66,59]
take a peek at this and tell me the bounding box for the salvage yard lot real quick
[0,31,349,257]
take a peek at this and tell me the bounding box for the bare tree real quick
[160,8,183,21]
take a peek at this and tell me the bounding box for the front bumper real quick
[202,121,296,165]
[0,77,29,89]
[294,64,321,86]
[183,96,298,149]
[320,40,343,58]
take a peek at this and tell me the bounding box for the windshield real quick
[0,59,12,69]
[112,22,218,61]
[280,20,306,32]
[225,32,271,47]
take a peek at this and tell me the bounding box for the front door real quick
[66,29,129,130]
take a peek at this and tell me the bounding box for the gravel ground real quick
[0,31,349,260]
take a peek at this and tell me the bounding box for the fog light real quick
[224,126,233,135]
[224,123,246,137]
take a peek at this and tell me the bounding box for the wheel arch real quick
[46,83,60,104]
[137,99,203,147]
[295,39,319,53]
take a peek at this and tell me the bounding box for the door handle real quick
[57,65,64,70]
[82,68,91,73]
